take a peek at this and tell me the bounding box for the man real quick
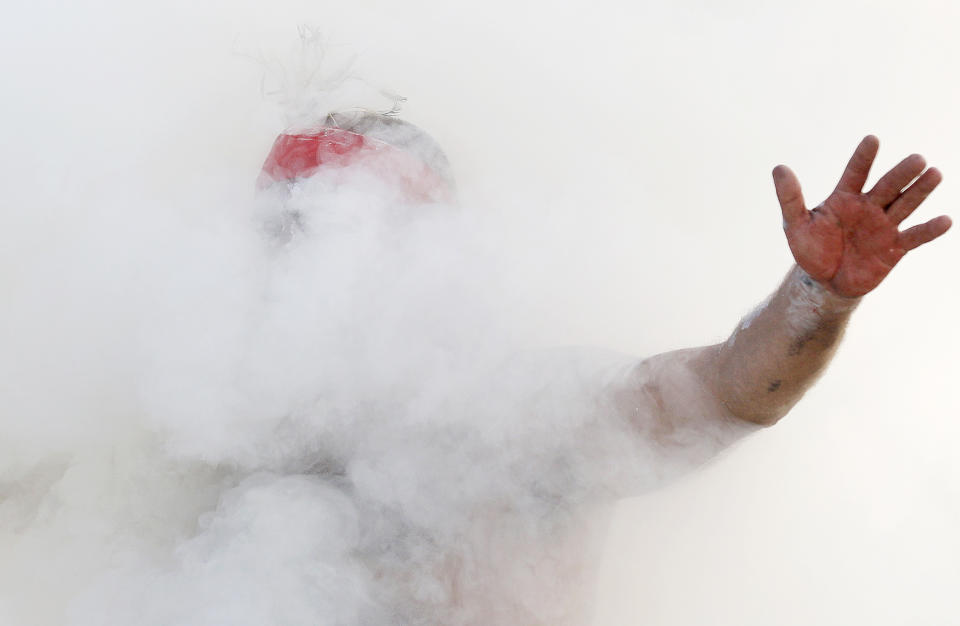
[258,115,950,624]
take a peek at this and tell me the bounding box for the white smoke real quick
[250,26,407,131]
[0,33,744,626]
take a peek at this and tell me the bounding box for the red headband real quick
[258,128,451,203]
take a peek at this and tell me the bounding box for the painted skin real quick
[774,135,951,298]
[708,136,951,426]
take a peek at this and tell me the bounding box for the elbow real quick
[728,408,787,428]
[719,393,797,427]
[699,345,794,428]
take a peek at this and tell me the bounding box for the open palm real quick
[774,136,952,298]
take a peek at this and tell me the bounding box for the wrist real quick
[787,266,860,331]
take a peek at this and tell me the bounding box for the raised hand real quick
[773,135,952,298]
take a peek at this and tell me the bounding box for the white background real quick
[2,0,957,624]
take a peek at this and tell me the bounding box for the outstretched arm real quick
[617,136,951,440]
[700,135,951,426]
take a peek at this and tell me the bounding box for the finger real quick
[898,215,952,251]
[887,167,943,225]
[835,135,880,194]
[867,153,926,207]
[773,165,806,226]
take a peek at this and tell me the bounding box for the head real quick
[258,111,455,205]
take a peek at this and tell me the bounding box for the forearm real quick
[706,265,860,426]
[675,136,948,428]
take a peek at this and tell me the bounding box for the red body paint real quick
[258,128,451,203]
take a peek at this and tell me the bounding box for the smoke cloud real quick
[0,45,746,622]
[4,2,960,624]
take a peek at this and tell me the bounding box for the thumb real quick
[773,165,807,226]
